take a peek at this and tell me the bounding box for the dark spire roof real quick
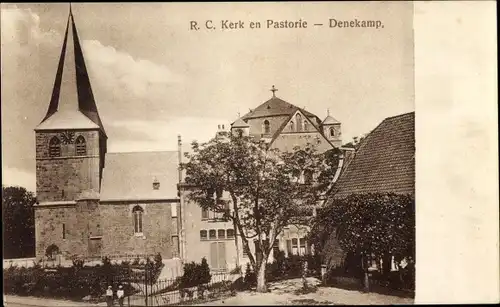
[36,8,106,135]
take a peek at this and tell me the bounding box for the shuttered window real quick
[210,242,227,270]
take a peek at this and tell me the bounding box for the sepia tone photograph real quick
[1,2,497,306]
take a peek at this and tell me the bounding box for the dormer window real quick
[153,178,160,190]
[330,127,335,137]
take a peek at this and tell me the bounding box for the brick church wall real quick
[100,202,179,259]
[35,130,101,202]
[34,199,100,259]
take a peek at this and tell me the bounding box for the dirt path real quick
[193,278,414,306]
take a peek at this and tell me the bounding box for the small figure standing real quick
[117,285,125,307]
[106,285,114,307]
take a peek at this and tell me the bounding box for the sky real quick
[1,2,414,192]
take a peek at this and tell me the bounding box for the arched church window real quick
[289,121,295,132]
[132,206,144,234]
[75,136,86,156]
[263,120,270,134]
[295,114,302,132]
[330,127,335,137]
[304,120,309,131]
[49,137,61,157]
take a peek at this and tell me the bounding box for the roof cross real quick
[270,85,278,97]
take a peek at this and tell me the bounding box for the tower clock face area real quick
[60,130,75,144]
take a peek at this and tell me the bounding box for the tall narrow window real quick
[263,120,270,134]
[330,127,335,137]
[201,208,209,220]
[132,206,144,234]
[292,238,298,255]
[49,137,61,157]
[286,240,292,256]
[62,223,66,239]
[75,135,86,156]
[289,121,295,132]
[299,238,307,255]
[295,114,302,131]
[303,120,309,131]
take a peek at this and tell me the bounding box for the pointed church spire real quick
[37,7,106,135]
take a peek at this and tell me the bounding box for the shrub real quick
[180,257,211,289]
[72,258,85,270]
[154,252,162,268]
[243,263,256,286]
[229,265,242,275]
[132,257,140,266]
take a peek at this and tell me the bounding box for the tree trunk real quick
[256,258,268,293]
[361,253,370,292]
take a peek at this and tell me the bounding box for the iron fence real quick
[125,271,234,307]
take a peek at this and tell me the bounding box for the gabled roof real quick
[241,96,316,120]
[36,8,106,135]
[268,108,336,149]
[331,112,415,198]
[231,117,250,128]
[322,115,341,125]
[100,151,180,202]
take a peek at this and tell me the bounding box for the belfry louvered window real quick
[49,137,61,157]
[75,135,86,156]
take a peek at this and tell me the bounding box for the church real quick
[33,9,346,270]
[33,9,181,261]
[179,88,348,271]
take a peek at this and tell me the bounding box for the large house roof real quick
[331,112,415,198]
[36,8,106,135]
[100,151,180,202]
[241,96,317,120]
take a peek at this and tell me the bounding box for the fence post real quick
[145,264,148,307]
[321,264,327,284]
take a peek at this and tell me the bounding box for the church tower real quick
[33,7,106,259]
[321,110,342,147]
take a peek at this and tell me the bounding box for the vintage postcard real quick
[2,2,497,306]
